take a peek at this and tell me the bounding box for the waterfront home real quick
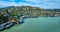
[55,14,60,16]
[9,18,17,24]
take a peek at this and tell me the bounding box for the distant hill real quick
[0,6,60,15]
[0,6,60,14]
[0,6,43,14]
[0,6,60,12]
[45,9,60,12]
[0,6,60,16]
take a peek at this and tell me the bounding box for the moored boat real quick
[0,24,4,31]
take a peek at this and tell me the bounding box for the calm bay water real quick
[1,17,60,32]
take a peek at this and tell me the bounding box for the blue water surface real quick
[1,17,60,32]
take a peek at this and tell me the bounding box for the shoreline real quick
[1,16,60,32]
[0,14,60,31]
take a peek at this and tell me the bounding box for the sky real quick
[0,0,60,9]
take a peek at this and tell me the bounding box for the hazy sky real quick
[0,0,60,9]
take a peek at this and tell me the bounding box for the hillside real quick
[0,6,43,17]
[0,6,60,18]
[0,6,60,24]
